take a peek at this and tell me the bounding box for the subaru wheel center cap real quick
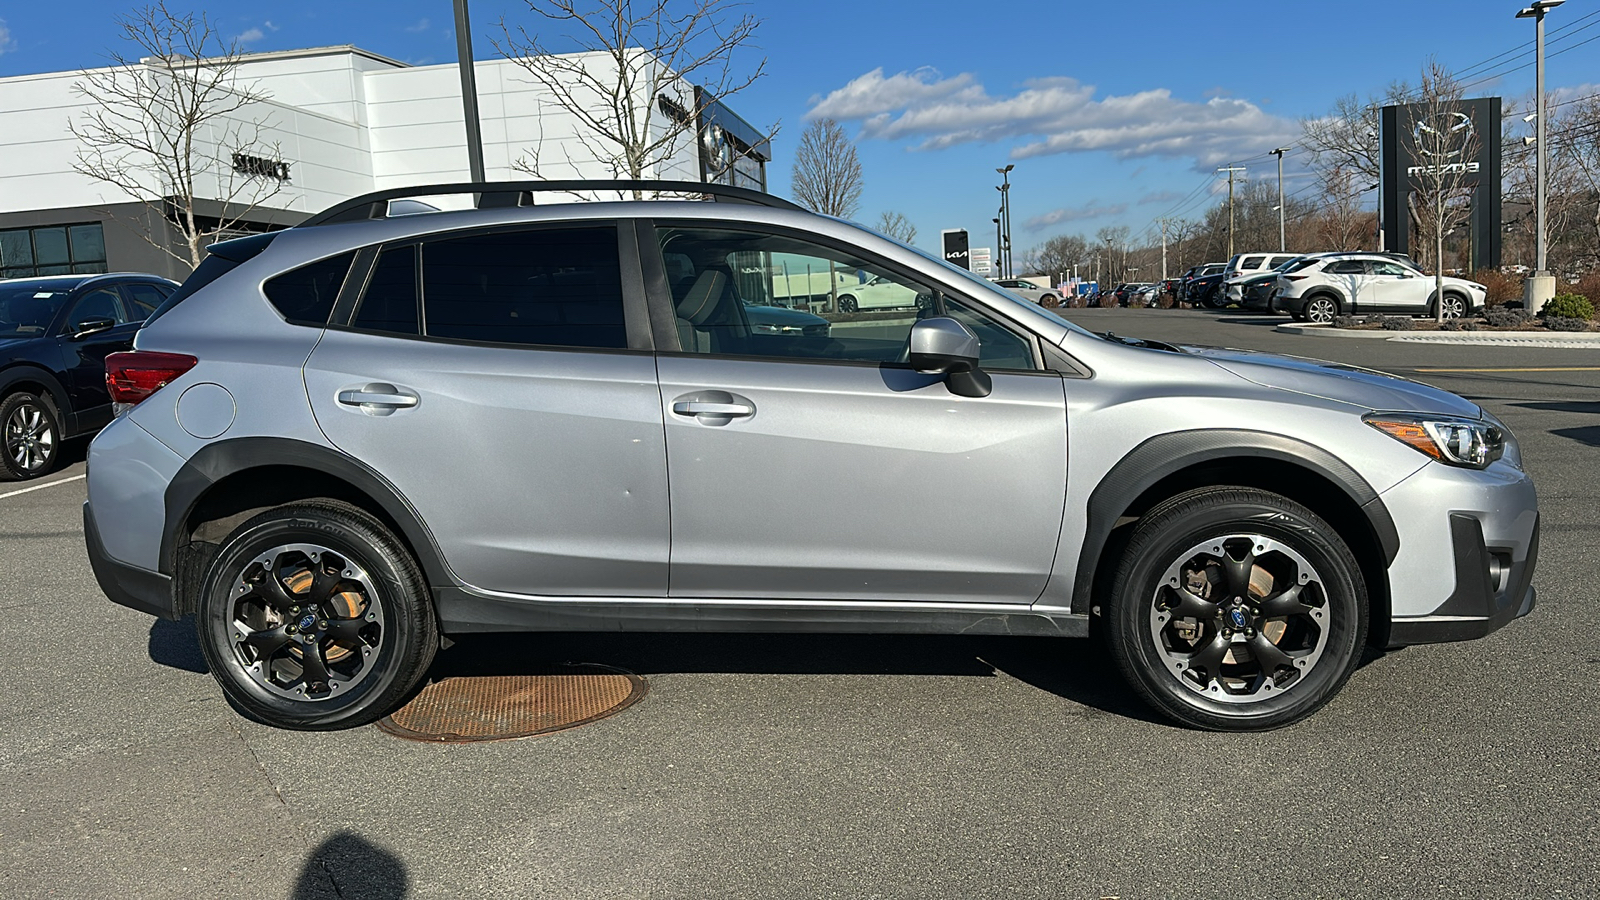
[1229,607,1249,630]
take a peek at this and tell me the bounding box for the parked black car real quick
[0,273,178,480]
[1186,270,1227,307]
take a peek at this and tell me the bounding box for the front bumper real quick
[84,501,175,619]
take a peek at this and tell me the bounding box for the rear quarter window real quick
[264,252,356,326]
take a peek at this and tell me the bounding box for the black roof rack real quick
[298,179,802,228]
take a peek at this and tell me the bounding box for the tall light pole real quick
[996,164,1014,278]
[1517,0,1564,308]
[1270,147,1290,251]
[993,216,1002,278]
[454,0,486,183]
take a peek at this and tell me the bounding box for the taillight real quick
[105,351,198,410]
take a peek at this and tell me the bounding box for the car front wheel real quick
[1433,294,1466,319]
[1039,294,1060,308]
[1,391,61,481]
[1104,487,1368,731]
[197,501,437,730]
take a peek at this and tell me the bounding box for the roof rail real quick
[298,179,802,228]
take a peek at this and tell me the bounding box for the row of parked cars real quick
[1178,251,1489,322]
[0,273,179,480]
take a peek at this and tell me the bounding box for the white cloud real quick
[236,27,266,45]
[405,18,431,33]
[0,19,16,56]
[1024,202,1128,231]
[808,68,1299,169]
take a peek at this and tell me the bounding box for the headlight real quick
[751,323,781,334]
[1364,412,1504,469]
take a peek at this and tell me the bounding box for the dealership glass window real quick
[0,223,109,278]
[420,227,626,349]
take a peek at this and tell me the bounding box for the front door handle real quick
[671,391,755,426]
[336,383,418,416]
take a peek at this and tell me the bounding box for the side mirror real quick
[69,317,116,340]
[908,317,991,398]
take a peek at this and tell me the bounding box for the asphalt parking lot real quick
[2,308,1597,899]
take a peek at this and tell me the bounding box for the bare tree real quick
[1406,60,1479,322]
[875,210,916,244]
[71,3,285,270]
[1315,164,1371,251]
[497,0,766,197]
[1025,233,1088,279]
[790,118,862,218]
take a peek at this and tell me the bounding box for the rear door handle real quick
[336,383,418,416]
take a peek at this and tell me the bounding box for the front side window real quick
[656,226,1037,370]
[1372,262,1410,277]
[1241,256,1265,269]
[420,226,626,349]
[66,287,128,329]
[122,283,172,320]
[1268,255,1296,269]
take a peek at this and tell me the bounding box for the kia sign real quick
[1380,97,1501,268]
[941,229,970,270]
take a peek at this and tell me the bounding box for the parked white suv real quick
[1273,254,1487,323]
[1224,252,1300,283]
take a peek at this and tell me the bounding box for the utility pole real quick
[1270,148,1290,251]
[453,0,486,182]
[1518,0,1564,308]
[996,164,1015,278]
[1217,166,1246,259]
[1156,217,1174,281]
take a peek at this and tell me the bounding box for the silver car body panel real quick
[86,417,187,571]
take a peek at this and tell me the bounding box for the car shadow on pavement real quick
[428,631,1165,725]
[1509,400,1600,415]
[293,831,409,899]
[1551,426,1600,448]
[148,615,208,674]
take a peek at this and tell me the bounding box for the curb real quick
[1272,323,1600,343]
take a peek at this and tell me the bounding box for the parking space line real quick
[0,474,86,500]
[1410,366,1600,373]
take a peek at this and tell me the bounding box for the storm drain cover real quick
[377,664,648,743]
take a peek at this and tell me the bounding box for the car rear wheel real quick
[1,391,61,482]
[1305,296,1338,324]
[1104,487,1367,731]
[197,500,437,730]
[838,295,859,313]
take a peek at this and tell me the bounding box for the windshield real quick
[842,219,1097,339]
[0,285,70,337]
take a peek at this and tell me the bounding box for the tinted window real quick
[123,283,170,319]
[1325,260,1366,275]
[1241,256,1265,269]
[1372,262,1410,277]
[421,227,625,348]
[354,245,419,336]
[67,287,128,328]
[1268,255,1295,269]
[1283,258,1319,273]
[265,252,355,325]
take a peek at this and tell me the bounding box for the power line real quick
[1460,20,1600,92]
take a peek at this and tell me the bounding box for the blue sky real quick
[1,1,1595,256]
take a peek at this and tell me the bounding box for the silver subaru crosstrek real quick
[84,181,1538,732]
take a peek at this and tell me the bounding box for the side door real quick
[1367,260,1426,313]
[60,283,138,431]
[646,221,1068,605]
[1321,259,1369,312]
[302,224,670,598]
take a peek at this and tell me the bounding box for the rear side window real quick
[420,226,625,349]
[1325,260,1366,275]
[353,245,419,335]
[265,252,355,326]
[1268,255,1295,269]
[1241,255,1265,269]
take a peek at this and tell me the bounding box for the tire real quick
[197,500,438,730]
[1039,294,1060,309]
[1,391,62,482]
[1432,293,1466,320]
[1304,295,1339,324]
[838,295,859,313]
[1103,487,1368,731]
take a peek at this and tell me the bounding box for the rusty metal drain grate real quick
[377,665,647,743]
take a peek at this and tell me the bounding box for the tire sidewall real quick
[198,507,429,729]
[1109,492,1367,730]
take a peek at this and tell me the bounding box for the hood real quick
[1182,345,1482,418]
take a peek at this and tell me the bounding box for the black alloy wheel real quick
[1,392,61,481]
[1104,487,1368,731]
[838,295,859,313]
[197,500,437,730]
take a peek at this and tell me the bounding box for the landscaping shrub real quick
[1569,272,1600,308]
[1382,317,1414,331]
[1544,315,1590,332]
[1541,293,1595,321]
[1361,314,1387,326]
[1332,315,1358,329]
[1442,318,1465,331]
[1485,305,1532,328]
[1472,268,1520,306]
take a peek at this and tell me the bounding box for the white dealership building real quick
[0,46,770,280]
